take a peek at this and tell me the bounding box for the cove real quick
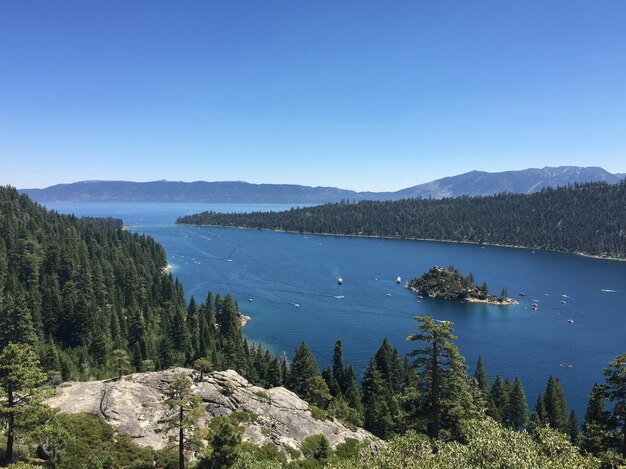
[46,202,626,420]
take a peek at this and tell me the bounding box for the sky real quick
[1,1,625,191]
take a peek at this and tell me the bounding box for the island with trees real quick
[407,266,517,305]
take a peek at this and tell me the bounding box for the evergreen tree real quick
[267,357,282,387]
[332,340,345,389]
[473,356,489,397]
[531,392,547,428]
[568,410,580,446]
[508,377,529,430]
[582,384,613,455]
[322,366,341,397]
[373,338,403,393]
[169,308,190,366]
[489,375,508,424]
[308,375,332,408]
[0,343,48,465]
[193,358,212,381]
[328,396,364,428]
[287,342,324,405]
[216,296,246,370]
[439,345,477,439]
[159,372,205,469]
[42,338,62,373]
[110,348,130,380]
[602,352,626,457]
[342,366,363,412]
[362,360,394,439]
[543,376,569,433]
[0,294,36,348]
[186,297,200,361]
[407,316,471,439]
[198,416,242,469]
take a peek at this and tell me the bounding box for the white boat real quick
[567,319,574,324]
[294,303,300,308]
[396,276,402,284]
[337,277,343,285]
[386,293,392,297]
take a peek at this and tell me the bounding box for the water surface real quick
[47,202,626,419]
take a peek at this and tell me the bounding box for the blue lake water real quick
[46,202,626,420]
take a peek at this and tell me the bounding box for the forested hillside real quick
[177,181,626,258]
[0,186,265,381]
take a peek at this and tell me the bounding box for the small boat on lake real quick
[396,276,402,284]
[337,277,343,285]
[518,292,526,297]
[567,319,574,324]
[386,293,392,297]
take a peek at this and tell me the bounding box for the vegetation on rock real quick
[407,266,515,304]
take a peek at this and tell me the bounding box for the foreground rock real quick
[48,368,377,458]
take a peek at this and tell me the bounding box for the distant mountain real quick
[393,166,624,199]
[19,166,625,203]
[20,180,370,204]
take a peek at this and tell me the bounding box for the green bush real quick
[229,411,259,424]
[300,434,331,461]
[254,390,270,400]
[308,406,328,421]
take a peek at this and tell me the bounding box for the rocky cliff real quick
[47,368,377,459]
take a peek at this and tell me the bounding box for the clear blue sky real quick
[1,1,625,191]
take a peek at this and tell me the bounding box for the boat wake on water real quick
[601,289,619,293]
[266,287,345,299]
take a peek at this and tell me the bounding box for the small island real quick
[406,266,517,305]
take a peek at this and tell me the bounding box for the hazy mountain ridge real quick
[20,166,624,203]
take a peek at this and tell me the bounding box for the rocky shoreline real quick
[406,285,518,306]
[239,313,251,327]
[464,296,518,305]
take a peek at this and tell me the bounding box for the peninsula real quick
[406,266,517,305]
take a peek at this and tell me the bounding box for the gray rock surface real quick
[48,368,377,458]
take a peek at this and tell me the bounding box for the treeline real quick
[177,181,626,258]
[4,315,625,468]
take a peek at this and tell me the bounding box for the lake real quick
[46,202,626,420]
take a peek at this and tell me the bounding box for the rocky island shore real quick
[406,266,518,305]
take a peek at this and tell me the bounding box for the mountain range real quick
[19,166,625,204]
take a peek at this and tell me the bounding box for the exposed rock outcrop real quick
[48,368,377,458]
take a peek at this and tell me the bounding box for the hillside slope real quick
[19,166,625,203]
[177,181,626,259]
